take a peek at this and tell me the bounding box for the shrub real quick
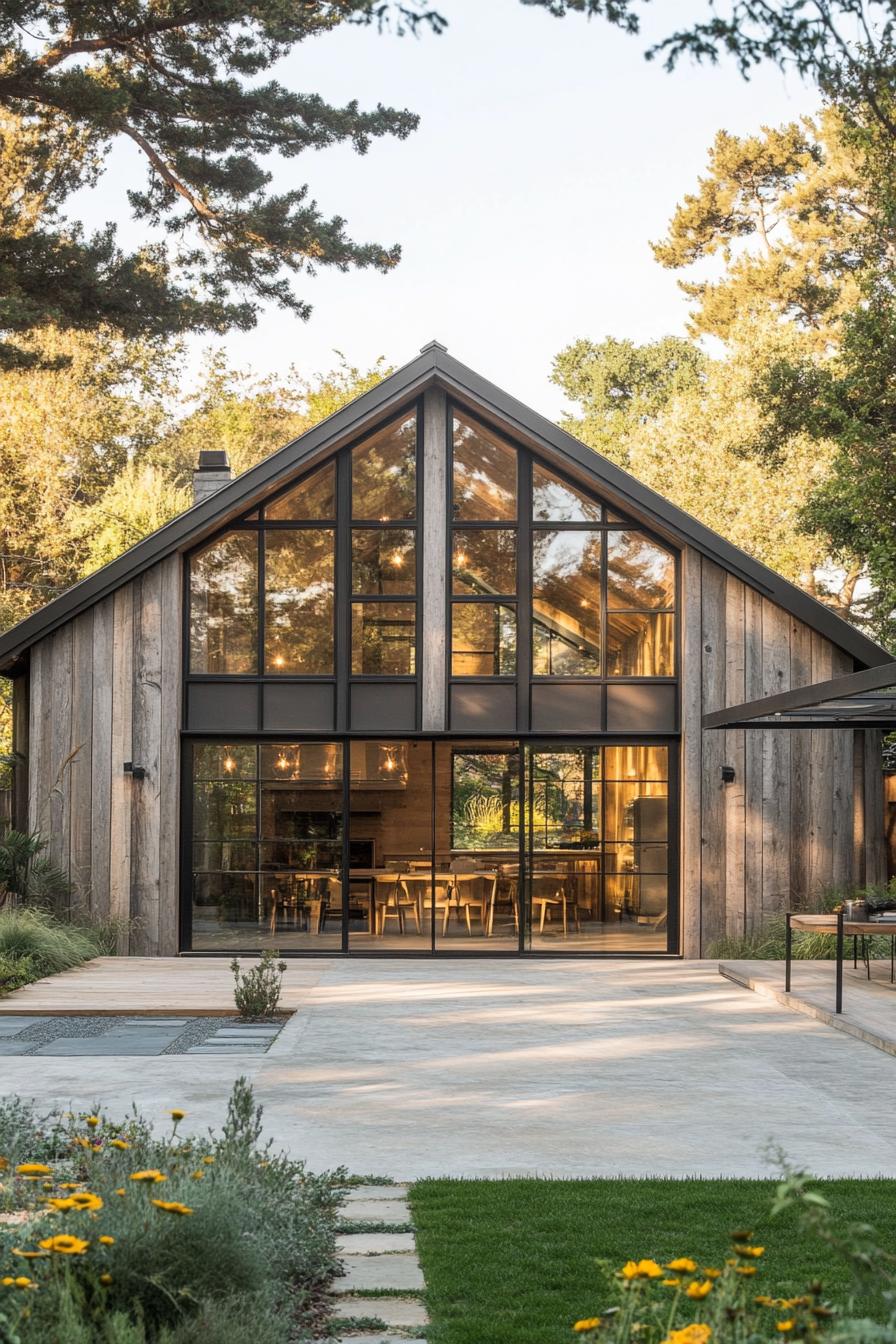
[0,1079,346,1342]
[0,830,71,907]
[706,880,896,961]
[570,1165,896,1341]
[230,950,286,1020]
[0,907,97,978]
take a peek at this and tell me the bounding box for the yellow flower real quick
[666,1258,697,1273]
[191,1170,205,1180]
[686,1280,713,1299]
[114,1188,126,1197]
[129,1170,166,1183]
[85,1116,100,1129]
[13,1276,36,1290]
[0,1157,8,1170]
[72,1137,92,1149]
[15,1164,50,1176]
[100,1272,112,1285]
[109,1139,130,1151]
[11,1249,49,1260]
[58,1183,82,1191]
[733,1244,765,1258]
[150,1199,194,1216]
[99,1235,115,1246]
[573,1320,601,1333]
[662,1277,681,1287]
[736,1265,757,1276]
[621,1259,664,1279]
[201,1156,215,1165]
[46,1197,77,1212]
[777,1323,794,1334]
[41,1181,53,1191]
[38,1234,89,1255]
[170,1109,186,1121]
[701,1268,722,1279]
[660,1326,712,1344]
[0,1278,11,1286]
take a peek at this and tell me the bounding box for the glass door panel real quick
[438,742,520,951]
[524,744,671,952]
[347,741,432,951]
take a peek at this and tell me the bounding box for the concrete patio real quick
[3,957,896,1179]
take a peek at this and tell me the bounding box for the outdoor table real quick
[785,912,896,1014]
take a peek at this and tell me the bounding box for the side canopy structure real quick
[703,661,896,730]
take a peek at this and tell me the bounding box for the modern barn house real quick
[0,344,889,958]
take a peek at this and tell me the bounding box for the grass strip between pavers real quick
[409,1177,896,1344]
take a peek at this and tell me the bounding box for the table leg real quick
[836,910,844,1014]
[785,912,792,993]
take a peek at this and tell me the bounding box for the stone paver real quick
[339,1254,426,1292]
[31,1040,168,1057]
[333,1335,422,1343]
[332,1297,429,1327]
[342,1185,409,1202]
[0,1041,34,1055]
[0,1018,43,1036]
[338,1232,417,1254]
[341,1198,411,1222]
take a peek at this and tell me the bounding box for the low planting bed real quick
[410,1176,896,1344]
[0,1079,345,1343]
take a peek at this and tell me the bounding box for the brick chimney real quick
[193,449,232,504]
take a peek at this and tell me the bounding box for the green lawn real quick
[409,1178,896,1344]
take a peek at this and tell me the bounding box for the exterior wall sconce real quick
[721,765,736,784]
[124,761,146,781]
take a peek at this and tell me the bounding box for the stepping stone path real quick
[330,1183,428,1342]
[185,1022,281,1055]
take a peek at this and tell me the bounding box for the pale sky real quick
[82,0,822,418]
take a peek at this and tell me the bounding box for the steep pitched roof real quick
[0,340,889,673]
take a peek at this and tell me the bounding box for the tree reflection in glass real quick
[532,530,601,676]
[352,416,417,520]
[265,530,334,673]
[189,532,258,673]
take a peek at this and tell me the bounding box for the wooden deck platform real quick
[720,959,896,1058]
[0,957,333,1015]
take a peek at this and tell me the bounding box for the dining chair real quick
[530,873,576,936]
[373,873,421,935]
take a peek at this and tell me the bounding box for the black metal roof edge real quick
[0,339,890,673]
[0,348,436,670]
[428,347,891,670]
[702,660,896,729]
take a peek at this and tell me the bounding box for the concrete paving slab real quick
[0,1018,44,1036]
[339,1199,411,1222]
[30,1041,168,1057]
[337,1233,417,1254]
[342,1186,409,1202]
[0,1041,35,1055]
[339,1255,425,1292]
[332,1335,424,1343]
[332,1297,428,1327]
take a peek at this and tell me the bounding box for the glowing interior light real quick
[455,549,468,567]
[272,654,286,669]
[389,550,404,568]
[384,751,397,773]
[223,754,236,774]
[275,752,289,772]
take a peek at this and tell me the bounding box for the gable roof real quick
[0,340,889,673]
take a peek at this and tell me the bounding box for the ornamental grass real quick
[571,1167,896,1343]
[0,1079,346,1343]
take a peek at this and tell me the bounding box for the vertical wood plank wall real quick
[25,554,182,955]
[683,550,883,956]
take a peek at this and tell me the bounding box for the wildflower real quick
[129,1170,166,1183]
[109,1139,130,1151]
[777,1324,794,1334]
[686,1280,713,1299]
[662,1277,681,1287]
[38,1234,89,1255]
[202,1156,215,1165]
[733,1244,764,1258]
[621,1259,663,1279]
[99,1272,112,1286]
[191,1170,205,1180]
[41,1181,53,1191]
[701,1268,722,1279]
[58,1183,82,1191]
[72,1137,92,1149]
[11,1249,49,1260]
[573,1320,601,1333]
[736,1265,757,1276]
[85,1116,100,1129]
[170,1109,186,1121]
[0,1158,7,1170]
[661,1326,712,1344]
[15,1164,50,1177]
[46,1197,77,1212]
[666,1258,697,1273]
[99,1235,115,1246]
[150,1199,193,1216]
[13,1277,36,1290]
[114,1188,126,1197]
[0,1278,10,1286]
[755,1296,775,1307]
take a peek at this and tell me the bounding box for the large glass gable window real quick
[187,413,419,681]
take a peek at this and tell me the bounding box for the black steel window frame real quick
[182,399,424,729]
[179,732,680,959]
[444,400,680,730]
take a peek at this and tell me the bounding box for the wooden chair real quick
[267,875,304,935]
[317,877,343,934]
[373,873,421,935]
[530,874,579,936]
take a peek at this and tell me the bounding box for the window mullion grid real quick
[517,451,532,732]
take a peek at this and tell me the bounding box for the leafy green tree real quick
[651,110,876,346]
[0,1,430,362]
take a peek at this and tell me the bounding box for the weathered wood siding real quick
[682,550,885,955]
[25,555,181,954]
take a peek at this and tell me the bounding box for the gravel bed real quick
[0,1014,289,1056]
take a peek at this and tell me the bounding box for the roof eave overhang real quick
[702,660,896,729]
